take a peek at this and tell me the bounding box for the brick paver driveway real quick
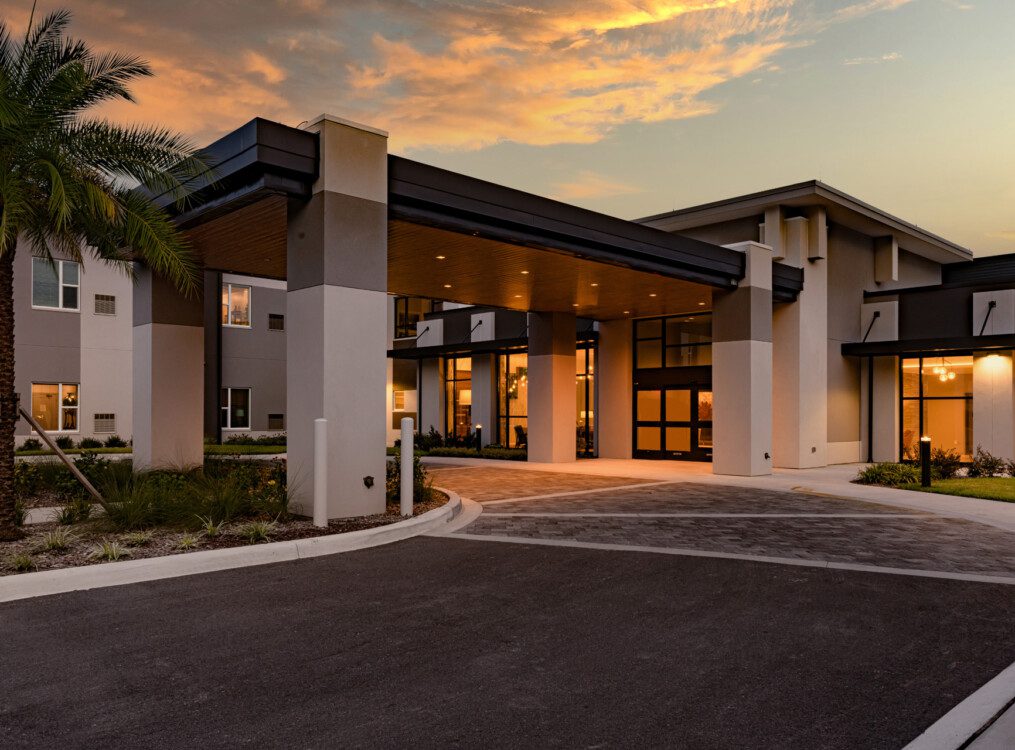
[431,468,1015,580]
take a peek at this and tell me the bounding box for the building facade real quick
[12,117,1014,510]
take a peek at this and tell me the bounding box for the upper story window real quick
[221,283,251,328]
[394,296,435,339]
[634,313,712,370]
[32,258,79,311]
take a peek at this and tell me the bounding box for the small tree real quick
[0,8,208,540]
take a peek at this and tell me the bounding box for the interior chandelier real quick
[932,360,957,382]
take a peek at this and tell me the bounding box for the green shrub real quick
[177,534,199,550]
[931,448,962,479]
[13,498,26,527]
[56,496,92,525]
[854,462,921,487]
[14,462,40,497]
[90,541,129,561]
[195,515,224,537]
[19,438,42,452]
[8,553,36,572]
[239,520,275,544]
[103,435,127,448]
[968,446,1005,478]
[122,530,154,547]
[426,446,527,461]
[386,452,438,507]
[54,436,75,450]
[38,528,76,552]
[78,438,103,449]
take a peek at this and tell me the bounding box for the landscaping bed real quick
[854,446,1015,504]
[901,478,1015,504]
[6,452,447,575]
[2,495,447,576]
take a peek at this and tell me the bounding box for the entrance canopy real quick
[152,117,803,315]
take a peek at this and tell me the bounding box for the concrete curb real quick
[0,488,462,604]
[903,659,1015,750]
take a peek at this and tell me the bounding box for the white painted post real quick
[313,418,327,528]
[400,417,414,516]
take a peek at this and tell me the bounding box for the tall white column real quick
[471,353,496,446]
[597,319,633,459]
[772,215,828,468]
[871,356,899,462]
[973,352,1015,460]
[712,242,773,476]
[286,115,388,519]
[132,268,204,469]
[527,311,576,463]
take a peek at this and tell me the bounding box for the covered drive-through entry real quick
[136,115,803,519]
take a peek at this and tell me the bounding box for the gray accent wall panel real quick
[133,267,204,327]
[827,339,861,442]
[286,191,387,293]
[712,287,773,342]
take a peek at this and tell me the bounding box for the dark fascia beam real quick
[389,331,598,360]
[842,333,1015,357]
[150,118,318,221]
[388,156,745,290]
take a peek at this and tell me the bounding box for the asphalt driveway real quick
[3,534,1015,749]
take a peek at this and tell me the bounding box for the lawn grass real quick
[204,444,286,455]
[903,477,1015,503]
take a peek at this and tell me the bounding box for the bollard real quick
[920,436,932,488]
[313,418,328,528]
[400,417,414,517]
[476,424,483,454]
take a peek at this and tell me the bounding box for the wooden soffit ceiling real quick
[185,194,288,280]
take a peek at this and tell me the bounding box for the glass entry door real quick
[634,385,713,460]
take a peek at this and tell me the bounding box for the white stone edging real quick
[0,488,462,604]
[902,659,1015,750]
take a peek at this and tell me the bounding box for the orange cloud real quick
[0,0,915,150]
[551,171,643,200]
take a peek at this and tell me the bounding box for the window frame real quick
[30,382,80,433]
[898,354,974,461]
[31,258,80,312]
[221,283,252,328]
[495,349,529,448]
[220,387,252,430]
[634,313,712,370]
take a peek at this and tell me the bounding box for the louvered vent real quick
[94,294,116,315]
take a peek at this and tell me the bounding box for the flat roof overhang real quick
[639,181,973,266]
[388,157,802,318]
[153,118,319,279]
[157,118,805,308]
[842,334,1015,357]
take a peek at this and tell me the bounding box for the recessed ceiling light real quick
[514,294,522,298]
[436,255,446,260]
[649,293,657,297]
[443,284,452,289]
[623,310,630,315]
[591,282,599,287]
[521,270,530,275]
[697,301,705,306]
[572,303,579,307]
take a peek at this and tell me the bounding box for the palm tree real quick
[0,8,209,540]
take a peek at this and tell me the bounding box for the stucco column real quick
[870,356,899,462]
[772,216,828,468]
[597,318,633,459]
[132,267,204,469]
[527,311,576,462]
[712,241,773,476]
[286,115,388,519]
[973,352,1015,460]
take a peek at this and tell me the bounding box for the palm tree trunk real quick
[0,251,22,541]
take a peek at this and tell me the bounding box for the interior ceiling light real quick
[572,303,579,307]
[698,301,706,306]
[591,282,599,287]
[521,270,530,275]
[649,293,657,297]
[436,255,446,260]
[443,284,452,289]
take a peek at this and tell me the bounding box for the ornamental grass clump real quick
[90,541,129,562]
[967,446,1006,478]
[854,462,921,487]
[38,528,76,552]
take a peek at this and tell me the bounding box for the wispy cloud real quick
[844,51,903,65]
[551,171,643,201]
[0,0,919,150]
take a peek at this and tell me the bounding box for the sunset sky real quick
[4,1,1012,255]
